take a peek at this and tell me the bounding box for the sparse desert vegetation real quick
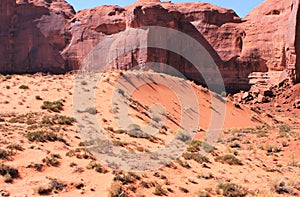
[0,71,298,196]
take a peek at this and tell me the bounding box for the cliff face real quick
[0,0,299,91]
[242,0,299,75]
[0,0,74,73]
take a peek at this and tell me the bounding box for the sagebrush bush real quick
[42,154,61,167]
[0,164,19,182]
[26,131,63,143]
[182,152,210,163]
[42,115,76,125]
[217,182,248,197]
[41,101,63,112]
[215,154,242,165]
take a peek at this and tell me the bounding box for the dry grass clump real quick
[217,182,248,197]
[215,154,242,165]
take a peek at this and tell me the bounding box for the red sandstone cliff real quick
[0,0,299,90]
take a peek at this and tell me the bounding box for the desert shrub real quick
[279,124,291,133]
[41,101,63,112]
[49,178,67,191]
[26,163,44,172]
[187,140,202,152]
[8,113,36,125]
[26,131,61,142]
[182,152,210,163]
[217,182,248,197]
[113,141,128,147]
[19,85,29,89]
[273,180,295,194]
[127,129,150,139]
[127,124,141,132]
[215,154,242,165]
[152,114,162,123]
[221,91,227,97]
[233,103,241,109]
[106,126,114,131]
[4,75,12,80]
[35,95,43,100]
[197,190,210,197]
[0,149,12,160]
[153,184,167,196]
[7,143,24,151]
[187,140,217,153]
[113,171,140,185]
[86,161,108,173]
[202,142,217,153]
[177,159,191,169]
[109,182,125,197]
[42,154,61,167]
[37,178,66,195]
[66,148,95,160]
[140,181,150,188]
[81,81,88,85]
[179,187,189,193]
[85,107,97,115]
[265,144,282,154]
[176,131,191,142]
[42,115,76,125]
[37,185,52,195]
[279,124,291,137]
[117,88,125,96]
[0,164,19,182]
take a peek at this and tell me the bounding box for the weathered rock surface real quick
[0,0,75,73]
[0,0,299,92]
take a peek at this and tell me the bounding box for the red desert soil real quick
[0,71,299,196]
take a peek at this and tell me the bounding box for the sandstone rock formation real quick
[241,0,299,82]
[0,0,299,92]
[0,0,74,73]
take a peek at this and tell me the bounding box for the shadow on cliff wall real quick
[0,2,67,74]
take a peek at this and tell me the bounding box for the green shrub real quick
[187,140,202,152]
[153,184,167,196]
[37,185,52,195]
[0,164,19,182]
[217,182,248,197]
[41,101,63,112]
[176,131,191,142]
[42,115,76,125]
[42,154,61,167]
[182,152,210,163]
[7,143,24,151]
[202,142,217,153]
[8,113,36,125]
[117,88,125,96]
[0,149,12,160]
[187,140,217,153]
[215,154,242,165]
[19,85,29,89]
[26,131,61,143]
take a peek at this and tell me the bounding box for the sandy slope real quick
[0,72,299,196]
